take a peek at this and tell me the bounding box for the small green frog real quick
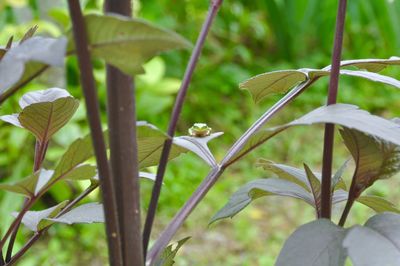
[188,123,212,137]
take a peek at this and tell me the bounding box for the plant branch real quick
[67,1,122,265]
[320,0,347,219]
[142,0,224,257]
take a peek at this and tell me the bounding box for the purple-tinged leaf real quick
[276,219,347,266]
[304,164,321,216]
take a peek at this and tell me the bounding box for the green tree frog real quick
[188,123,212,137]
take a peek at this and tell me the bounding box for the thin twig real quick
[67,1,122,265]
[320,0,347,219]
[142,0,224,258]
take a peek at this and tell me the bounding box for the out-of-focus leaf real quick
[13,201,68,231]
[48,203,104,225]
[340,127,400,195]
[343,213,400,266]
[332,160,349,191]
[173,132,223,168]
[68,14,191,75]
[154,237,191,266]
[276,219,347,266]
[227,104,400,164]
[356,196,400,214]
[210,178,313,224]
[0,169,53,197]
[239,70,307,103]
[0,37,67,93]
[19,25,38,44]
[139,172,156,181]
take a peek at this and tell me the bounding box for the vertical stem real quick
[142,0,223,257]
[320,0,347,219]
[67,1,122,265]
[104,0,143,265]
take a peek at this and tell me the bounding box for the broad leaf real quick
[63,164,97,181]
[276,219,347,266]
[173,132,223,167]
[0,169,53,198]
[13,201,68,231]
[68,14,191,75]
[0,37,66,93]
[343,213,400,266]
[48,203,104,224]
[210,178,313,224]
[340,127,400,195]
[356,196,400,214]
[154,237,190,266]
[0,88,79,143]
[228,104,400,164]
[239,70,307,103]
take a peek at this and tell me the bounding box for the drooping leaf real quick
[173,132,223,167]
[356,196,400,214]
[210,178,313,224]
[48,203,104,225]
[0,169,54,198]
[276,219,347,266]
[0,37,67,93]
[340,127,400,195]
[227,104,400,165]
[343,213,400,266]
[12,201,68,231]
[68,14,191,75]
[239,70,308,103]
[154,237,191,266]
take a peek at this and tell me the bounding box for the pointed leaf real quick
[0,169,54,198]
[173,132,223,167]
[276,219,347,266]
[304,163,321,215]
[0,114,22,127]
[0,37,67,93]
[19,25,38,44]
[340,127,400,194]
[228,104,400,164]
[329,56,400,72]
[344,213,400,266]
[210,178,313,224]
[63,164,97,181]
[340,69,400,89]
[68,14,191,75]
[332,159,349,191]
[12,201,68,231]
[48,203,104,225]
[154,237,191,266]
[239,70,307,103]
[356,196,400,214]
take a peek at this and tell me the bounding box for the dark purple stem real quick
[142,0,223,257]
[320,0,347,219]
[67,1,122,265]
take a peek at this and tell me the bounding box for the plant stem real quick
[103,0,144,264]
[142,0,223,257]
[320,0,347,219]
[67,1,122,265]
[147,78,315,263]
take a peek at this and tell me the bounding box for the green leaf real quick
[331,56,400,72]
[63,164,97,181]
[174,132,223,168]
[332,160,349,191]
[0,88,79,143]
[276,219,347,266]
[210,178,314,224]
[239,70,308,103]
[304,163,321,215]
[227,104,400,165]
[154,237,190,266]
[343,213,400,266]
[0,169,53,198]
[68,14,191,75]
[356,196,400,214]
[48,203,104,225]
[13,201,68,231]
[0,37,67,93]
[340,127,400,194]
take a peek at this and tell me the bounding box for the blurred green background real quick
[1,0,400,265]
